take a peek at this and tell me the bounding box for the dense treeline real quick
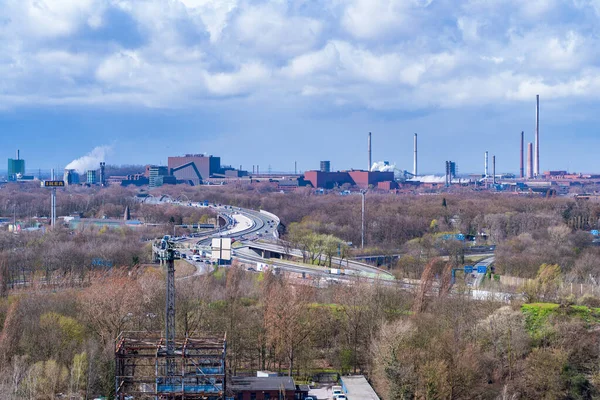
[0,228,160,292]
[1,264,599,399]
[1,185,600,398]
[4,184,600,280]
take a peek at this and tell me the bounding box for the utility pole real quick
[360,190,367,249]
[51,169,56,228]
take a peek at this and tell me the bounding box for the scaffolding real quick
[115,331,227,399]
[116,236,227,399]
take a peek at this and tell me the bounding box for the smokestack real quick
[368,132,372,172]
[99,162,106,186]
[520,131,524,178]
[527,142,533,179]
[413,133,418,176]
[534,95,540,177]
[16,150,19,160]
[484,151,489,178]
[492,155,496,185]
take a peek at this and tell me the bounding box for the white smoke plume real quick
[65,146,111,174]
[371,161,396,172]
[408,175,472,184]
[408,175,446,183]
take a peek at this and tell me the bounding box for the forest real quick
[1,183,600,398]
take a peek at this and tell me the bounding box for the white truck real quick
[256,262,270,272]
[256,262,281,275]
[330,268,343,275]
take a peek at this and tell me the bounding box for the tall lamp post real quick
[360,189,367,249]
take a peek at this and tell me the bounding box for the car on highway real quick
[333,395,347,400]
[181,254,187,259]
[192,255,202,262]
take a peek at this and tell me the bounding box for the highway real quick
[472,256,495,288]
[240,241,395,279]
[151,199,390,279]
[150,198,509,302]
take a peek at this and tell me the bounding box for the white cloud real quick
[341,0,411,40]
[232,3,323,55]
[2,0,106,39]
[204,62,271,96]
[178,0,238,42]
[283,43,340,78]
[1,0,600,111]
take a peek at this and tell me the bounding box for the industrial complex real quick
[4,95,600,196]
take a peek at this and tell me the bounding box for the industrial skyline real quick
[1,1,599,173]
[0,93,592,176]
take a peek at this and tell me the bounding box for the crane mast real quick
[158,236,177,380]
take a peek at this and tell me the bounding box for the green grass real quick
[521,303,600,340]
[521,303,561,341]
[212,267,227,280]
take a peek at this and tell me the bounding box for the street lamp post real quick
[360,190,367,249]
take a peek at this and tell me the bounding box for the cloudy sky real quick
[1,0,599,175]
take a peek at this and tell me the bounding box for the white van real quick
[192,255,202,262]
[332,385,344,398]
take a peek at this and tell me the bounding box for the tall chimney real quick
[534,94,540,177]
[368,132,372,172]
[484,151,489,178]
[99,162,106,186]
[527,142,533,179]
[492,155,496,185]
[413,133,418,176]
[520,131,524,178]
[17,150,20,160]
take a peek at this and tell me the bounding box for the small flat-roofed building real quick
[340,375,380,400]
[230,376,296,400]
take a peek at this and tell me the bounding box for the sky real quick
[1,0,600,175]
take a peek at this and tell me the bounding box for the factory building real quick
[86,170,97,185]
[63,169,80,185]
[304,170,395,189]
[7,150,25,181]
[108,174,149,186]
[167,154,221,185]
[147,165,170,188]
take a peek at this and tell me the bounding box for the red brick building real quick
[304,170,395,189]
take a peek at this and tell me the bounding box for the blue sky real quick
[1,0,600,175]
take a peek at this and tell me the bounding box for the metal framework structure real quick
[116,236,226,399]
[115,332,227,399]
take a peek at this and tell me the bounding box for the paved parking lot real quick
[308,384,334,400]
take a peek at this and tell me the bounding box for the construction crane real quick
[156,235,177,381]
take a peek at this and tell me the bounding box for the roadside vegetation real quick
[1,184,600,398]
